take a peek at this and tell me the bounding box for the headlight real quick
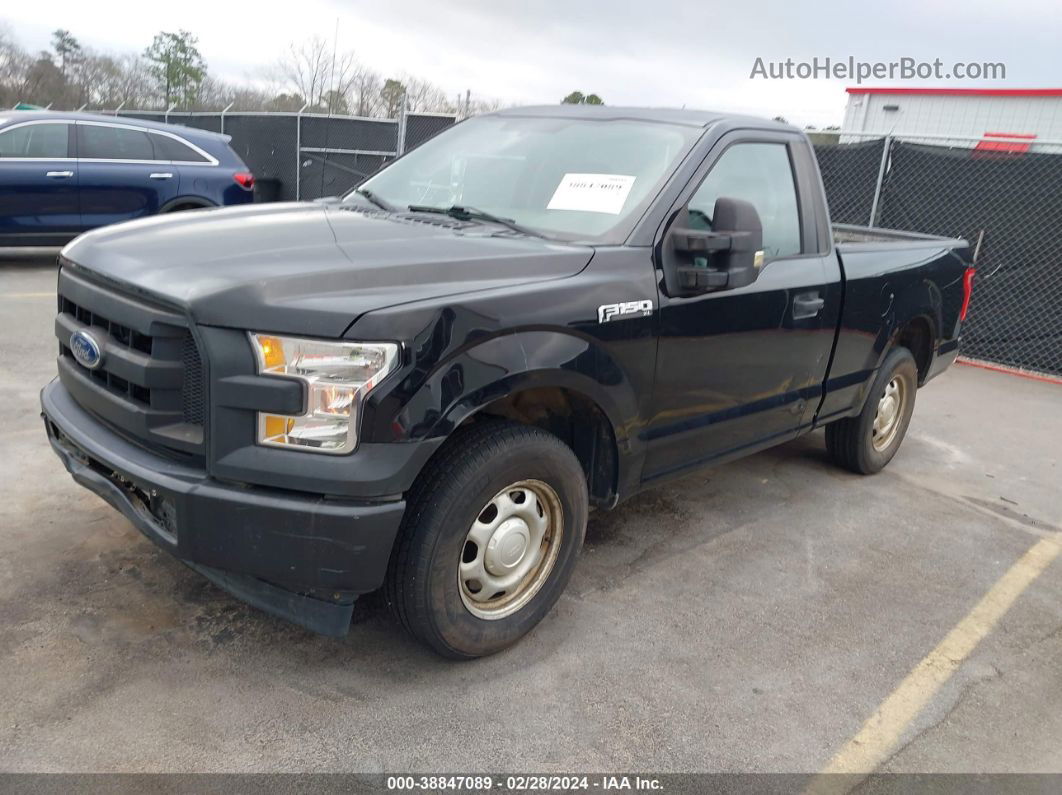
[250,333,399,454]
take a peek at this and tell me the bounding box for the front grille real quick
[60,295,157,407]
[55,267,206,455]
[181,334,205,425]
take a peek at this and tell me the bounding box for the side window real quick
[77,124,155,161]
[688,142,802,259]
[150,133,209,163]
[0,123,70,158]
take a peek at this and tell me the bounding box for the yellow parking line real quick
[819,533,1061,777]
[1,292,54,299]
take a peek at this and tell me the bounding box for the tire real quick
[162,203,208,213]
[385,420,588,659]
[825,346,918,475]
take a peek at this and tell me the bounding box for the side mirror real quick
[666,197,764,294]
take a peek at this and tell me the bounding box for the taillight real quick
[959,266,976,321]
[233,172,255,190]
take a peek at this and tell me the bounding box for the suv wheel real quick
[386,421,588,658]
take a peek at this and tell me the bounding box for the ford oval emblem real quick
[70,329,104,370]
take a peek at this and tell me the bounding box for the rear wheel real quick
[825,346,918,474]
[162,203,208,213]
[386,421,588,658]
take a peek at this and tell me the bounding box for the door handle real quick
[149,172,174,179]
[45,170,74,178]
[792,292,825,319]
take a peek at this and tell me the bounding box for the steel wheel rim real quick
[872,376,906,452]
[458,479,564,621]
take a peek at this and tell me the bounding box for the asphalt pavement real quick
[1,256,1060,774]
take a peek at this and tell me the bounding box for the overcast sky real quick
[5,0,1059,126]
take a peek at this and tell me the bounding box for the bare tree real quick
[18,52,65,106]
[468,96,504,115]
[109,54,157,107]
[69,51,125,106]
[265,92,307,111]
[0,24,32,105]
[272,36,359,110]
[402,74,451,113]
[197,77,273,111]
[0,23,493,115]
[75,52,157,109]
[348,64,382,117]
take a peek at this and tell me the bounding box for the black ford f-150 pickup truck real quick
[41,106,975,658]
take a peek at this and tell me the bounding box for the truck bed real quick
[833,223,968,250]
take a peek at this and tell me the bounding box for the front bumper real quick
[41,378,407,636]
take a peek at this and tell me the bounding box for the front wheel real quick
[825,346,918,474]
[386,421,588,658]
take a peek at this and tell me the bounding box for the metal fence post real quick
[220,102,233,135]
[868,135,892,227]
[396,93,408,157]
[295,103,308,201]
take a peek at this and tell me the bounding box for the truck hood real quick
[60,202,594,337]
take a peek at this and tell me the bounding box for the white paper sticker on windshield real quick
[547,173,636,215]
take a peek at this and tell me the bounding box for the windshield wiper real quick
[406,204,544,238]
[351,188,397,212]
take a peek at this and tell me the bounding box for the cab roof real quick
[490,104,797,132]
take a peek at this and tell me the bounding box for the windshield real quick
[350,115,702,243]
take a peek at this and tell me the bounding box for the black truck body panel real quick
[41,105,972,634]
[42,379,405,634]
[819,240,968,424]
[57,202,595,338]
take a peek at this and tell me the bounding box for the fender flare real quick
[877,277,943,371]
[402,329,639,448]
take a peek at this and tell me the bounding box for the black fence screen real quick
[815,137,886,225]
[814,137,1062,377]
[118,110,457,203]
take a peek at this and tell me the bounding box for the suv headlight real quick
[250,333,399,454]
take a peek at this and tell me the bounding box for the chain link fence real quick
[110,106,457,203]
[814,131,1062,377]
[25,105,1059,377]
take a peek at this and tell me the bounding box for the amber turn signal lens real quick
[263,415,294,438]
[257,336,286,370]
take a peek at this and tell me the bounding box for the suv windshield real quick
[349,115,702,243]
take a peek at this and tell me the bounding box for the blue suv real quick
[0,111,254,246]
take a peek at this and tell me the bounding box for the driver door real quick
[643,132,840,482]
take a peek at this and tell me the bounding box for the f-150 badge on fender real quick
[598,299,654,323]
